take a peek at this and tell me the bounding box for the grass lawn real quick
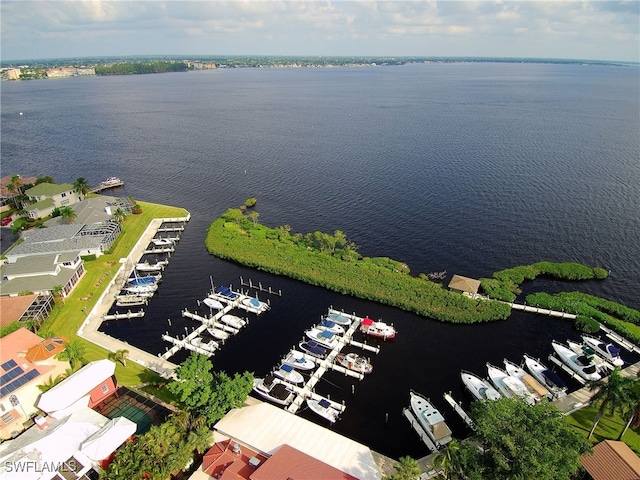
[35,200,188,390]
[567,403,640,454]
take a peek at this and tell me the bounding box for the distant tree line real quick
[95,61,188,75]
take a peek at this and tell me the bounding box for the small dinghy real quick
[306,397,341,423]
[282,350,316,370]
[203,297,224,310]
[274,364,304,384]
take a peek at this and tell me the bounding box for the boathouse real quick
[448,274,481,296]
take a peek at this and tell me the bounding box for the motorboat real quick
[100,176,122,187]
[317,318,345,335]
[306,397,341,423]
[115,295,147,307]
[335,352,373,374]
[282,350,316,370]
[124,284,158,294]
[523,354,568,398]
[136,260,167,272]
[215,285,239,299]
[220,314,246,329]
[203,297,224,310]
[409,390,453,448]
[460,370,501,401]
[152,237,174,246]
[190,336,218,354]
[298,341,327,359]
[487,363,535,406]
[305,328,338,349]
[582,335,624,367]
[274,364,304,384]
[360,317,396,339]
[206,327,229,341]
[241,296,269,313]
[325,311,353,326]
[503,358,550,401]
[253,375,294,406]
[127,274,161,286]
[566,339,613,374]
[551,340,601,382]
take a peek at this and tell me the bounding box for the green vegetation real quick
[434,398,591,480]
[480,261,608,302]
[386,456,421,480]
[95,61,188,75]
[205,208,510,323]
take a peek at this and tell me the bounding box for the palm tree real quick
[56,340,87,371]
[59,206,77,223]
[109,349,129,367]
[73,177,91,196]
[617,377,640,440]
[113,207,126,223]
[433,439,464,480]
[388,456,421,480]
[51,284,65,305]
[587,367,636,439]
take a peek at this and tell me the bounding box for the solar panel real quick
[1,360,17,372]
[0,369,40,398]
[0,367,24,385]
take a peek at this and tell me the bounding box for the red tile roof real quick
[250,444,358,480]
[202,440,267,480]
[581,440,640,480]
[0,295,39,327]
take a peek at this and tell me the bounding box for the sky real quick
[1,1,639,63]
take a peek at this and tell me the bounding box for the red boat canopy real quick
[361,317,374,326]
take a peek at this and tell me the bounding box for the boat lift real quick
[403,407,438,452]
[443,392,475,430]
[547,355,586,385]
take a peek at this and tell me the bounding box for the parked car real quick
[1,216,12,226]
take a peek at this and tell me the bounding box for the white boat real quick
[523,354,568,398]
[316,318,345,335]
[152,238,174,246]
[252,375,294,406]
[335,352,373,374]
[306,397,341,423]
[115,295,147,307]
[241,296,269,313]
[136,260,167,272]
[325,311,353,326]
[298,341,327,359]
[487,363,535,406]
[124,284,158,294]
[503,358,550,401]
[305,328,338,349]
[206,327,229,341]
[220,314,246,329]
[360,317,396,339]
[127,274,161,286]
[190,336,218,354]
[282,350,316,370]
[409,390,453,448]
[100,176,122,187]
[274,364,304,384]
[203,298,224,310]
[460,370,501,401]
[566,339,613,373]
[551,340,601,382]
[582,335,624,367]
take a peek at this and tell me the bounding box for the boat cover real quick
[301,342,326,356]
[521,374,549,397]
[319,399,331,408]
[542,369,567,388]
[249,298,260,307]
[280,364,293,373]
[361,317,374,326]
[216,285,238,298]
[327,312,351,324]
[320,319,336,328]
[607,344,621,356]
[319,330,334,340]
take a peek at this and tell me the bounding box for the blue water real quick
[2,62,639,458]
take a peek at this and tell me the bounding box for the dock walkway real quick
[77,215,190,378]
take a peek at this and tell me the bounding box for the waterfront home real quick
[0,251,85,298]
[0,175,38,207]
[580,439,640,480]
[23,182,83,219]
[0,328,69,440]
[0,294,54,328]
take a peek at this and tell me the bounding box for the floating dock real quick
[91,178,124,193]
[600,325,640,355]
[102,310,145,321]
[143,246,175,254]
[443,392,475,430]
[403,407,438,452]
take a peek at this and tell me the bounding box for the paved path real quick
[77,215,190,378]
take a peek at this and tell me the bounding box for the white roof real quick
[80,416,136,461]
[214,402,382,480]
[37,359,116,414]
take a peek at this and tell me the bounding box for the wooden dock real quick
[600,324,640,355]
[443,392,475,430]
[507,301,577,319]
[102,309,145,321]
[91,179,124,193]
[239,276,283,297]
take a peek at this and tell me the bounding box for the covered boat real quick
[409,390,453,448]
[298,341,327,359]
[203,297,224,310]
[306,397,341,423]
[220,314,246,329]
[335,352,373,374]
[503,358,550,401]
[460,370,501,401]
[252,375,294,406]
[115,295,147,307]
[152,237,173,246]
[124,284,157,294]
[216,285,239,299]
[523,354,568,398]
[190,336,218,354]
[552,340,601,381]
[136,260,167,272]
[274,364,304,384]
[127,274,160,286]
[317,319,345,335]
[282,350,316,370]
[487,363,535,406]
[325,311,353,326]
[206,327,229,341]
[582,335,624,366]
[360,317,396,339]
[305,328,338,349]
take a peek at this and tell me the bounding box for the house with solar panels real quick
[0,328,69,440]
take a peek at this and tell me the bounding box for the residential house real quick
[0,252,85,298]
[0,295,54,329]
[580,439,640,480]
[0,328,69,440]
[24,183,83,219]
[0,175,38,207]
